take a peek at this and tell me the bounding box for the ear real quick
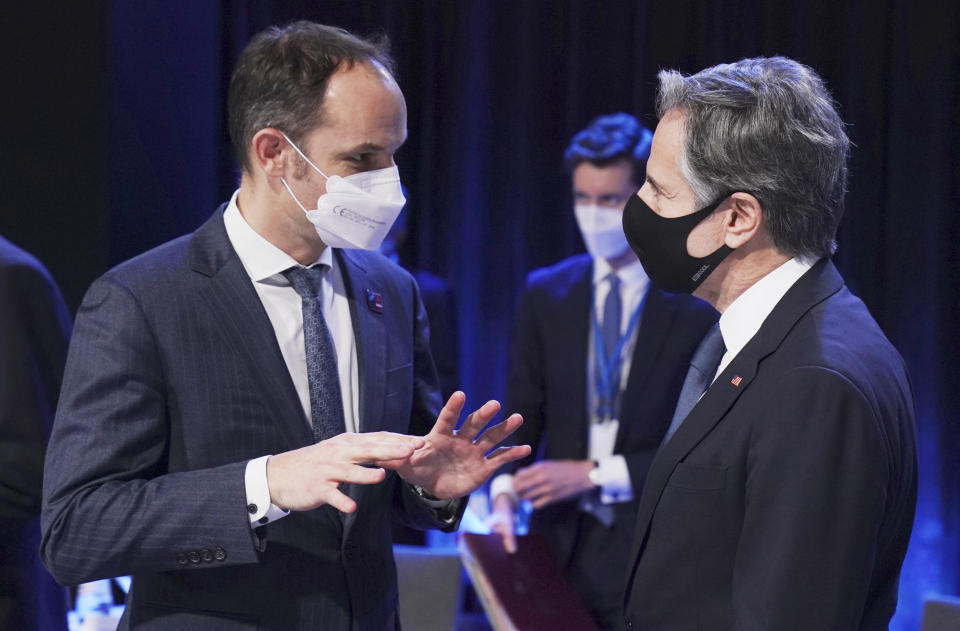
[723,192,764,248]
[250,128,289,178]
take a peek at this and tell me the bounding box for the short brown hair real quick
[228,21,395,173]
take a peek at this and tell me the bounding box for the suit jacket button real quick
[188,551,201,564]
[624,619,633,630]
[214,547,227,562]
[200,548,214,563]
[247,503,258,514]
[176,553,188,566]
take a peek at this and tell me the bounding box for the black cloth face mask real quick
[622,191,735,294]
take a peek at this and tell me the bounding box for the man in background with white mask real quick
[488,113,716,629]
[40,21,529,630]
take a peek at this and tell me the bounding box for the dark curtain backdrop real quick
[1,2,956,629]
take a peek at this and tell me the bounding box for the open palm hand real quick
[393,392,531,500]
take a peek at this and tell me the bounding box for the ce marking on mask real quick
[334,205,385,231]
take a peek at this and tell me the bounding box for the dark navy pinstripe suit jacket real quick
[40,208,460,630]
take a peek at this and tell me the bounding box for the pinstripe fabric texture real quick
[40,207,461,630]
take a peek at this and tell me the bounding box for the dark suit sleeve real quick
[394,275,466,531]
[733,366,890,629]
[0,262,70,532]
[500,283,546,473]
[41,276,259,585]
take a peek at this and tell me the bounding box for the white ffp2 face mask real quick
[279,132,406,250]
[574,204,631,261]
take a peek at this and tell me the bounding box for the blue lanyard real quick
[592,287,647,420]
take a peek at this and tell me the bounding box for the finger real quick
[522,485,553,506]
[321,487,358,514]
[512,466,542,493]
[531,494,556,510]
[457,399,502,442]
[336,433,424,463]
[361,431,427,450]
[337,465,387,486]
[474,413,524,449]
[432,391,467,435]
[374,457,410,470]
[485,445,533,469]
[515,475,551,499]
[492,518,517,554]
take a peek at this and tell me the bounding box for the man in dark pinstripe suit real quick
[40,22,529,630]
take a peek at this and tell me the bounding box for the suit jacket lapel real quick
[336,249,386,435]
[189,209,314,449]
[563,260,592,455]
[624,259,844,596]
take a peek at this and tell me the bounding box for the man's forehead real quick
[307,64,407,152]
[573,160,636,189]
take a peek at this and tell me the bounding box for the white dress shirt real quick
[222,191,360,527]
[490,256,649,506]
[714,256,816,380]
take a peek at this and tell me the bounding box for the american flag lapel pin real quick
[731,375,742,387]
[366,290,384,314]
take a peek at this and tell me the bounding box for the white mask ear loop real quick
[279,131,330,180]
[279,176,311,213]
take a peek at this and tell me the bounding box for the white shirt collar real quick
[718,256,816,364]
[592,256,650,295]
[222,189,332,283]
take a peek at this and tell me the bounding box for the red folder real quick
[458,533,600,631]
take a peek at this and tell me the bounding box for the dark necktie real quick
[283,266,346,443]
[602,274,623,362]
[661,324,726,446]
[596,273,623,419]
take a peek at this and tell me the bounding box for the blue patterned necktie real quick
[283,266,346,443]
[661,324,726,446]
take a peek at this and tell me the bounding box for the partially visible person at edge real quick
[0,234,71,630]
[620,56,916,631]
[40,21,529,630]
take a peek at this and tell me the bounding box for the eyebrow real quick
[645,174,666,195]
[333,142,385,159]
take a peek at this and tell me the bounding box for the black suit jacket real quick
[623,260,917,631]
[41,209,463,630]
[504,254,718,568]
[0,235,70,631]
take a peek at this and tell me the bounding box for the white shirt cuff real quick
[244,455,290,528]
[596,455,633,504]
[489,473,517,505]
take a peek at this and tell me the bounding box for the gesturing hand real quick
[266,432,425,513]
[513,460,595,509]
[394,391,531,500]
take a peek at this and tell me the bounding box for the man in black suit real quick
[40,22,528,630]
[0,235,70,630]
[488,113,717,629]
[620,57,917,630]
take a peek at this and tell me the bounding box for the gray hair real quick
[656,56,850,258]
